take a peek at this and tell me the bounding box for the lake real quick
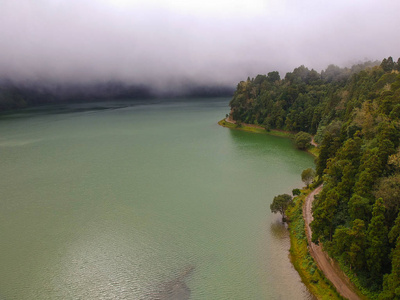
[0,98,314,299]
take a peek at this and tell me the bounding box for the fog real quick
[1,0,399,89]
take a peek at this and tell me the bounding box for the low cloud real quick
[1,0,399,90]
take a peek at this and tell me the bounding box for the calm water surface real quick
[0,98,314,299]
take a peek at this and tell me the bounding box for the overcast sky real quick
[1,0,399,88]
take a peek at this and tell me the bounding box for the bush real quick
[301,168,315,187]
[292,188,301,196]
[294,131,312,150]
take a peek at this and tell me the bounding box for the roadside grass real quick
[286,191,343,300]
[334,258,379,299]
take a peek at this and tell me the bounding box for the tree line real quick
[232,57,400,299]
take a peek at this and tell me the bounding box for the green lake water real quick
[0,98,314,299]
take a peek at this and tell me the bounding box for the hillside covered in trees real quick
[229,57,400,299]
[0,80,234,111]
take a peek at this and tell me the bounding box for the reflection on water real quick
[270,219,288,238]
[0,99,315,299]
[150,265,194,300]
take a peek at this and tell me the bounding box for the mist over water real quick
[0,98,314,299]
[1,0,400,92]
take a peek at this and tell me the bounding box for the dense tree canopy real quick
[233,57,400,298]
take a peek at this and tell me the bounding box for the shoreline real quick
[303,186,365,300]
[218,118,295,138]
[218,119,318,157]
[286,188,342,299]
[218,117,364,299]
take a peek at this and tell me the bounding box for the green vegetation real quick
[286,190,342,299]
[301,168,315,187]
[295,131,312,150]
[308,145,319,157]
[218,119,294,138]
[292,188,301,196]
[230,57,400,298]
[270,194,292,221]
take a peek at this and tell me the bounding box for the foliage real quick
[230,56,400,297]
[388,149,400,170]
[301,168,315,187]
[217,119,294,138]
[292,188,301,196]
[380,213,400,299]
[286,192,342,299]
[229,61,380,134]
[270,194,293,221]
[295,131,312,150]
[366,198,389,286]
[374,175,400,225]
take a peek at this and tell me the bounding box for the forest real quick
[0,80,234,111]
[229,57,400,299]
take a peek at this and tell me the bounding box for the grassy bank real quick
[218,119,294,138]
[307,145,319,157]
[218,119,318,157]
[286,190,343,300]
[219,118,342,299]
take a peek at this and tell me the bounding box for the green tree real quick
[355,168,376,198]
[355,150,382,197]
[336,162,357,199]
[381,57,395,72]
[378,139,396,167]
[388,149,400,170]
[389,212,400,245]
[316,132,334,177]
[380,212,400,299]
[311,188,339,242]
[379,239,400,299]
[367,198,389,284]
[348,194,371,222]
[270,194,293,221]
[226,56,400,295]
[267,71,280,83]
[294,131,312,150]
[348,219,367,270]
[332,219,366,270]
[301,168,315,187]
[292,188,301,196]
[374,175,400,225]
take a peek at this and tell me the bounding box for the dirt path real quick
[304,186,362,300]
[310,137,318,147]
